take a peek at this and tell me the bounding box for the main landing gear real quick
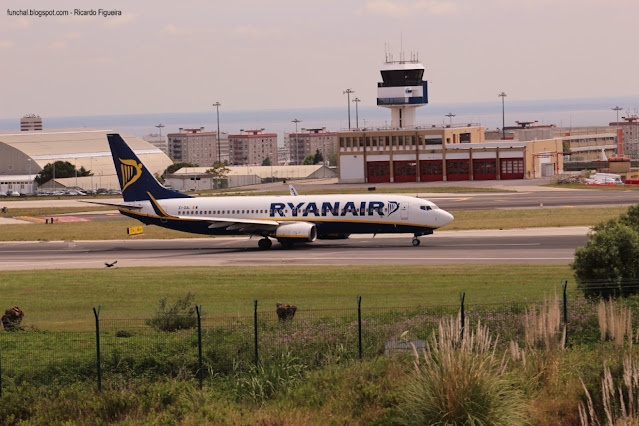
[412,236,421,246]
[258,238,272,250]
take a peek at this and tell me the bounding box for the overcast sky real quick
[1,0,637,119]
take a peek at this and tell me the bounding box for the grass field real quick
[0,206,626,241]
[0,264,572,330]
[446,206,626,230]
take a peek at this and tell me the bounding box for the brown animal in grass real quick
[2,306,24,331]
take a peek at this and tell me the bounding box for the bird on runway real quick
[105,261,117,268]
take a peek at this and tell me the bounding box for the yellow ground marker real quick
[127,226,144,235]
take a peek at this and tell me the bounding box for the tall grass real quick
[523,292,565,351]
[580,355,639,425]
[597,299,633,347]
[398,313,528,425]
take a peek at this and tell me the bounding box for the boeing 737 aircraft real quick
[101,133,454,249]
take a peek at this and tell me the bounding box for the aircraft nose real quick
[439,210,454,226]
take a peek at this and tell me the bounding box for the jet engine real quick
[275,222,317,242]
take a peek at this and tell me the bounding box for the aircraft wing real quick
[174,215,281,232]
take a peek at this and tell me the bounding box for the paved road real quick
[0,227,587,271]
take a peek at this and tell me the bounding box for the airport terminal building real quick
[337,125,564,183]
[0,128,173,193]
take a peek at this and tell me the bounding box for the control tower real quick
[376,53,428,128]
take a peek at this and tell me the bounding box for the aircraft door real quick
[400,203,409,220]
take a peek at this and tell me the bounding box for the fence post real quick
[196,305,203,389]
[459,292,466,340]
[562,280,568,347]
[253,299,258,366]
[93,306,102,392]
[357,296,362,360]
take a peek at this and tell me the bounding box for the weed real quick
[146,292,197,332]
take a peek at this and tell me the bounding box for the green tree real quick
[302,154,315,165]
[572,204,639,298]
[205,161,230,179]
[163,162,197,177]
[261,157,271,166]
[313,149,324,165]
[35,161,92,185]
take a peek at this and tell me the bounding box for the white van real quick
[586,173,623,185]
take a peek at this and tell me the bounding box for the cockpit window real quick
[420,205,432,211]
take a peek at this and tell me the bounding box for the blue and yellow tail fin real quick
[107,133,191,202]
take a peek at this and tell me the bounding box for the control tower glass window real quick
[380,69,424,87]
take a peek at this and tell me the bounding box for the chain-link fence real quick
[3,280,639,394]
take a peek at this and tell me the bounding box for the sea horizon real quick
[2,95,638,146]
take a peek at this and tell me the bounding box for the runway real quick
[0,227,588,270]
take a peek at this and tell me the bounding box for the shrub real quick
[397,314,528,425]
[572,221,639,298]
[146,293,197,332]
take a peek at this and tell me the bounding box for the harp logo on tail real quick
[119,158,143,191]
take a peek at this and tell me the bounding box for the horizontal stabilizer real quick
[81,200,144,209]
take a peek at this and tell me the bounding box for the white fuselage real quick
[125,193,453,237]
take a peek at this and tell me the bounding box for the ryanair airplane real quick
[104,133,454,249]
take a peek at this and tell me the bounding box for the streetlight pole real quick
[612,106,623,125]
[445,113,456,126]
[27,158,31,194]
[353,97,361,129]
[498,92,507,139]
[155,123,165,153]
[292,119,301,164]
[213,102,221,163]
[343,89,354,129]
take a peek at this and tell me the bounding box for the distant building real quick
[143,133,167,154]
[277,147,290,165]
[20,114,42,131]
[285,128,338,165]
[611,114,639,159]
[500,122,618,163]
[167,127,228,167]
[166,164,337,191]
[0,128,172,192]
[228,129,277,166]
